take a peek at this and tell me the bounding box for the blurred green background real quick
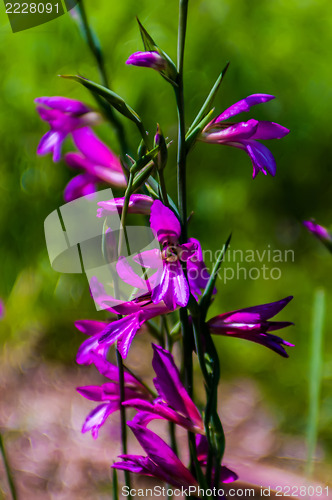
[0,0,331,475]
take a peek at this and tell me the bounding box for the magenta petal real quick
[116,257,149,290]
[98,312,144,358]
[63,174,97,202]
[75,320,108,336]
[77,385,104,401]
[220,466,239,484]
[72,127,122,170]
[82,402,119,439]
[215,94,275,122]
[76,335,108,365]
[251,121,290,140]
[35,96,90,114]
[171,261,190,307]
[208,119,259,141]
[127,423,197,488]
[126,51,167,71]
[237,139,277,177]
[150,200,181,243]
[214,296,293,324]
[97,194,153,217]
[152,344,203,428]
[37,130,64,162]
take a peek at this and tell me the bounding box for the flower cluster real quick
[36,8,294,498]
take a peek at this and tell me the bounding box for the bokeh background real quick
[0,0,331,497]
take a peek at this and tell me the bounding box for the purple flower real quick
[202,94,289,178]
[64,127,127,201]
[112,423,197,488]
[124,344,204,433]
[134,200,209,310]
[97,194,154,218]
[195,435,238,485]
[303,220,332,252]
[126,51,167,71]
[35,96,101,162]
[77,354,152,439]
[207,296,294,357]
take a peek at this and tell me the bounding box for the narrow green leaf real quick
[200,233,232,316]
[61,75,141,124]
[188,62,230,134]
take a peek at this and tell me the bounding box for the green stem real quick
[306,288,325,477]
[158,169,169,207]
[0,433,18,500]
[115,349,131,498]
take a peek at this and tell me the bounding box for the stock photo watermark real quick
[200,245,295,284]
[44,189,295,312]
[4,0,79,32]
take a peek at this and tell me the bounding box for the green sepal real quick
[130,145,160,175]
[185,108,215,152]
[154,124,168,171]
[137,139,148,159]
[188,62,230,135]
[61,75,141,124]
[132,164,155,192]
[136,17,177,82]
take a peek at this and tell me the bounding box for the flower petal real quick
[72,127,123,171]
[251,121,290,140]
[35,96,90,114]
[82,402,119,439]
[63,174,97,202]
[150,200,181,244]
[215,94,275,122]
[152,344,202,428]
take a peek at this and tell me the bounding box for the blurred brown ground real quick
[0,336,330,499]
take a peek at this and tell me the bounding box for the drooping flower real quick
[77,354,152,439]
[35,96,101,162]
[64,127,127,201]
[124,344,204,433]
[126,51,167,71]
[207,296,294,357]
[303,220,332,252]
[97,194,154,218]
[112,423,197,489]
[201,94,290,178]
[132,200,210,310]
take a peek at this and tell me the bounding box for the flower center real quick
[161,245,179,263]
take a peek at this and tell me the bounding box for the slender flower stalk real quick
[0,433,18,500]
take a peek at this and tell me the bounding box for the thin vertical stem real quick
[306,288,325,477]
[176,0,189,240]
[0,433,18,500]
[115,348,131,498]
